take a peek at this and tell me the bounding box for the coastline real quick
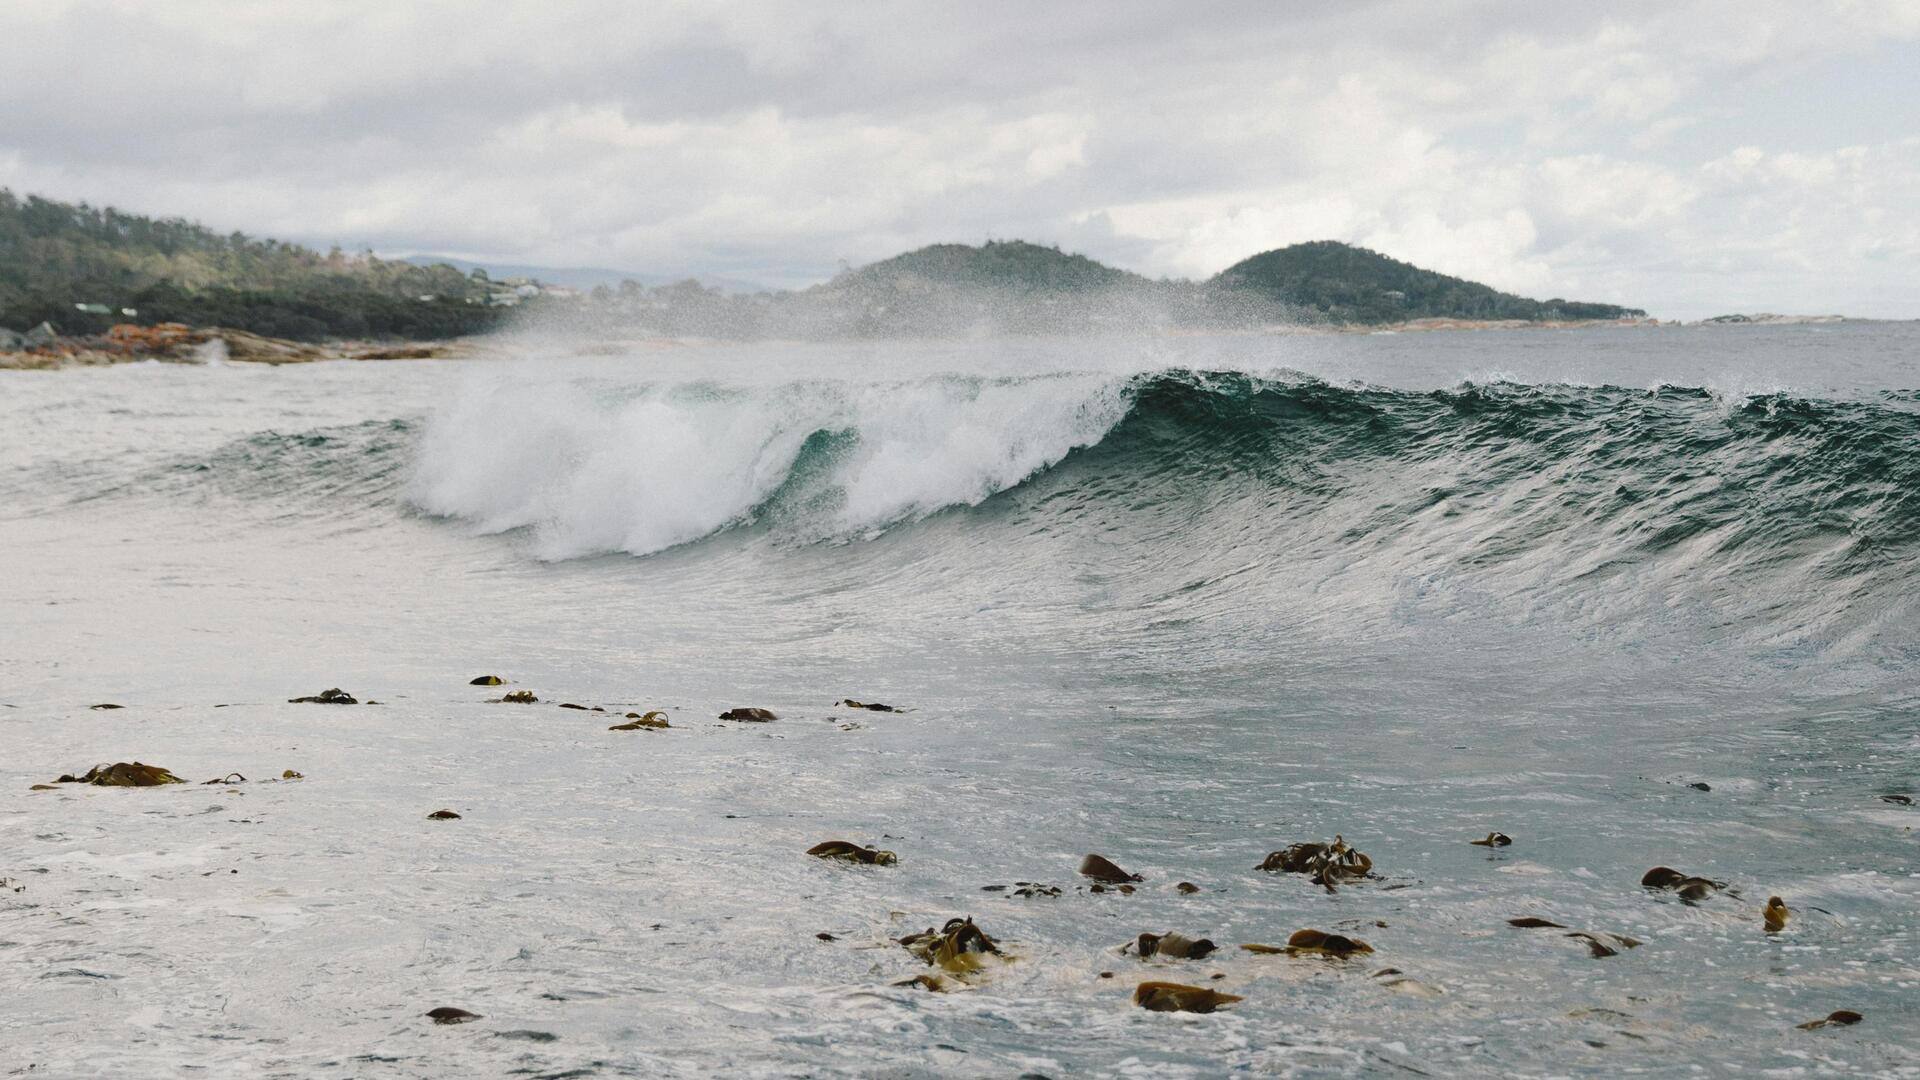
[2,314,1874,371]
[0,325,481,370]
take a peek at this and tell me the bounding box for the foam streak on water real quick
[3,324,1919,1077]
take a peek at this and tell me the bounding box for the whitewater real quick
[3,323,1917,1077]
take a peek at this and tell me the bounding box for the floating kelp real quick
[426,1006,480,1025]
[1470,832,1513,847]
[1129,932,1218,960]
[1371,967,1443,997]
[56,762,186,787]
[900,917,1002,976]
[892,973,961,992]
[1565,931,1642,958]
[982,881,1061,898]
[1507,919,1640,957]
[609,711,670,730]
[1282,929,1374,957]
[280,770,303,780]
[1764,896,1791,933]
[427,809,462,820]
[1175,881,1201,894]
[1240,930,1372,958]
[1132,981,1243,1013]
[835,699,897,711]
[469,675,504,686]
[1797,1010,1863,1030]
[494,690,537,704]
[287,688,357,704]
[1256,836,1373,890]
[807,840,897,866]
[1641,866,1727,901]
[719,707,778,721]
[1079,854,1142,884]
[203,773,246,785]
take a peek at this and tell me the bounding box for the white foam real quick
[407,370,1130,559]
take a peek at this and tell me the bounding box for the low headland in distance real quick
[0,189,1845,368]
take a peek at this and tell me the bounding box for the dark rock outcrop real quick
[1078,854,1141,884]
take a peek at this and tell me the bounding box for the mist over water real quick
[409,370,1132,559]
[4,323,1919,1076]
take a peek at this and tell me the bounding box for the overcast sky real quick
[3,1,1917,318]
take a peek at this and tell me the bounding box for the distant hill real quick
[2,189,1646,344]
[825,240,1153,294]
[1214,240,1643,323]
[793,238,1640,334]
[0,190,496,340]
[790,240,1168,337]
[398,255,766,296]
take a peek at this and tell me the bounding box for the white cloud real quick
[0,1,1916,314]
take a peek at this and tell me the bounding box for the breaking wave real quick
[399,368,1920,657]
[407,370,1920,559]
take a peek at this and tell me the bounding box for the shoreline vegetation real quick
[0,189,1843,370]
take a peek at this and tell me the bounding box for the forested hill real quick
[2,191,1645,343]
[825,240,1153,293]
[0,190,497,340]
[1214,240,1644,323]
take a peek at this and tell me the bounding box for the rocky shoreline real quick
[2,314,1873,370]
[0,321,472,370]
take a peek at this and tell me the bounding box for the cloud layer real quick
[2,1,1916,316]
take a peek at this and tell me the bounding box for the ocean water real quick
[2,323,1917,1077]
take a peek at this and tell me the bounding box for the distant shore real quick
[0,323,478,370]
[0,313,1868,370]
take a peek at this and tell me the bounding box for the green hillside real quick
[1214,240,1643,323]
[828,240,1153,294]
[2,190,1646,344]
[0,190,499,340]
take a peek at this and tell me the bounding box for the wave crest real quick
[406,372,1131,559]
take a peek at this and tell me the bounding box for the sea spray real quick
[407,369,1133,558]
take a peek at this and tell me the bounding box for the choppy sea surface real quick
[2,323,1918,1078]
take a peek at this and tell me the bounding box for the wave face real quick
[407,372,1132,559]
[406,368,1920,656]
